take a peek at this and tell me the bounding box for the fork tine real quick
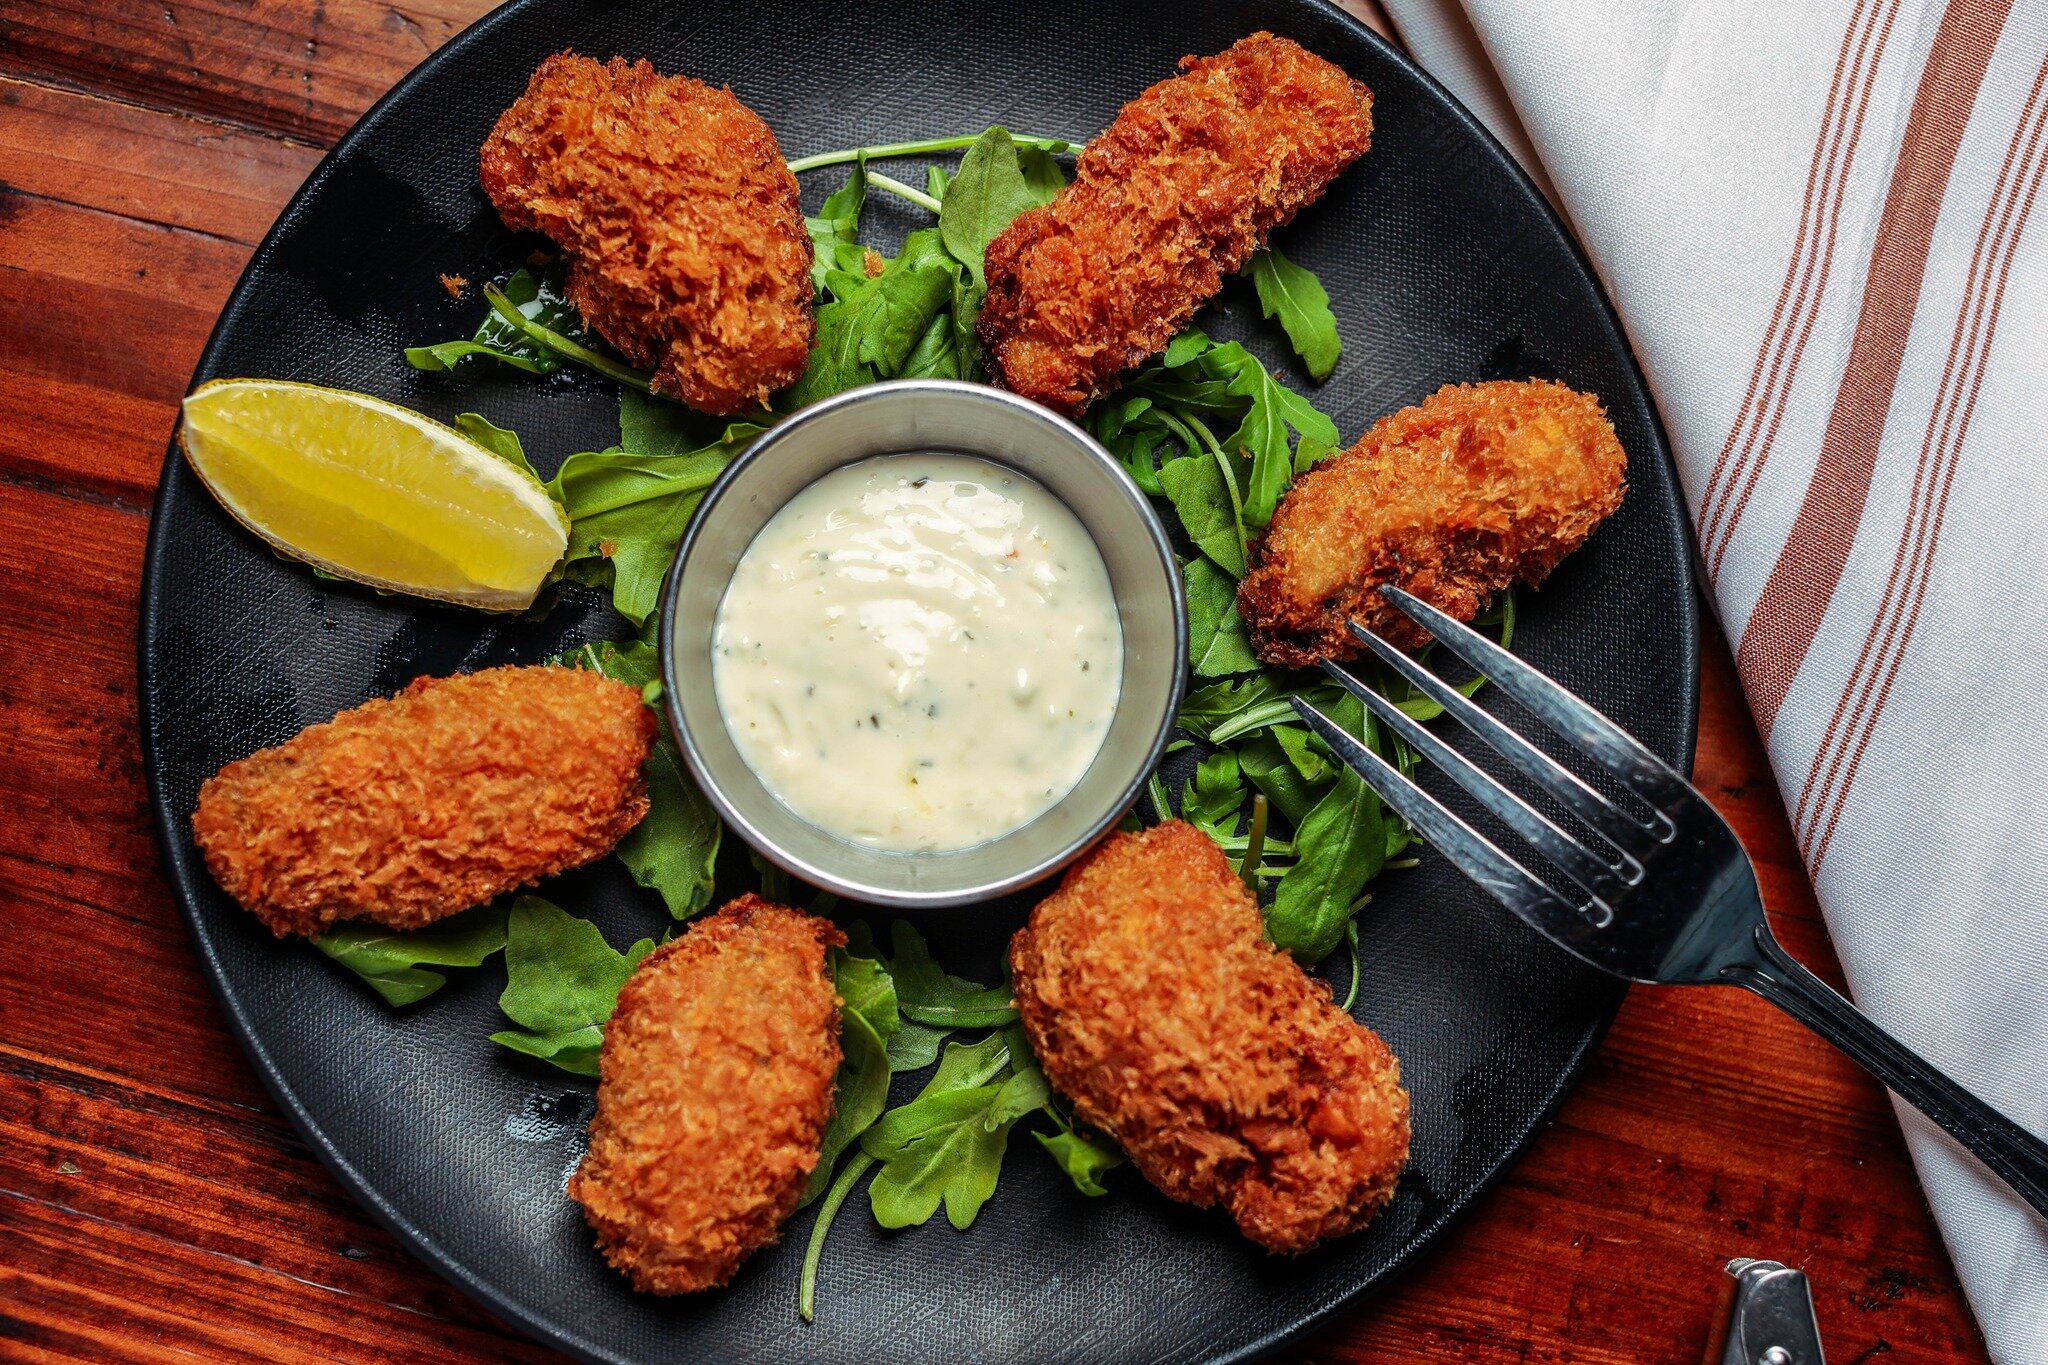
[1380,587,1691,808]
[1289,698,1602,934]
[1324,665,1628,906]
[1336,635,1653,861]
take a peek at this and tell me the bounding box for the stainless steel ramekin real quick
[659,379,1186,908]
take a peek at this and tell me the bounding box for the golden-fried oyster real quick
[1240,378,1627,666]
[569,896,843,1294]
[192,665,653,938]
[1010,821,1409,1253]
[979,33,1372,417]
[480,53,813,415]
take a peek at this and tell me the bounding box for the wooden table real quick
[0,3,1995,1360]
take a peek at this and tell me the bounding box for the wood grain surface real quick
[0,2,1992,1361]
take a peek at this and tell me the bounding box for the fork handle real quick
[1725,925,2048,1221]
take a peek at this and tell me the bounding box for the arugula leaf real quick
[806,159,870,296]
[951,270,987,383]
[1016,143,1069,206]
[489,896,654,1076]
[618,387,761,459]
[897,312,963,381]
[1201,341,1340,532]
[1180,752,1245,842]
[1237,732,1327,828]
[1183,558,1261,677]
[314,905,508,1007]
[1034,1128,1121,1196]
[788,273,878,408]
[925,164,950,202]
[1160,326,1217,368]
[861,1032,1040,1230]
[1266,697,1387,963]
[1294,429,1336,477]
[451,413,546,485]
[803,944,902,1205]
[886,921,1017,1028]
[1177,674,1285,738]
[550,422,762,624]
[1267,767,1385,963]
[404,263,575,376]
[1088,394,1167,494]
[853,230,958,374]
[1274,720,1337,786]
[1158,454,1247,577]
[1033,1096,1123,1197]
[1247,245,1341,382]
[887,1022,948,1071]
[939,128,1038,287]
[1000,1038,1121,1196]
[559,640,720,917]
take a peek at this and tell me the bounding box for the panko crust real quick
[191,665,653,938]
[1009,821,1410,1254]
[480,53,814,415]
[569,896,844,1294]
[978,33,1373,417]
[1239,378,1627,666]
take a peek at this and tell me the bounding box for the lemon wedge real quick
[178,379,570,612]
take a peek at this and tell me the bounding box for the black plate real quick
[138,2,1699,1361]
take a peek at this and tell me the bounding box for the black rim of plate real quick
[136,2,1702,1361]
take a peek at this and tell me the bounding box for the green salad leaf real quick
[558,639,721,918]
[1204,341,1340,532]
[1267,764,1387,962]
[1183,558,1261,678]
[405,263,576,375]
[1016,142,1070,206]
[550,422,764,625]
[1181,752,1246,843]
[939,128,1039,289]
[806,156,871,295]
[1034,1099,1124,1197]
[1246,245,1342,383]
[886,1021,949,1071]
[1158,453,1247,577]
[489,896,654,1077]
[803,942,903,1205]
[790,228,968,408]
[1236,731,1324,828]
[883,921,1017,1028]
[314,905,509,1007]
[861,1030,1044,1230]
[451,412,548,486]
[1176,675,1286,738]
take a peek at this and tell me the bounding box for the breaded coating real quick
[1240,379,1627,666]
[480,53,813,415]
[979,33,1372,417]
[192,665,653,938]
[569,896,844,1294]
[1010,821,1409,1253]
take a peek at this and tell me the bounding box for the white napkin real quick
[1366,0,2048,1357]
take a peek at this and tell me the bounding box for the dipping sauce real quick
[712,454,1122,852]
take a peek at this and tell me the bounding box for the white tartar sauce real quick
[712,454,1122,852]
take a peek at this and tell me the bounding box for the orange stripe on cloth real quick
[1799,50,2048,869]
[1736,0,2014,740]
[1696,0,1902,576]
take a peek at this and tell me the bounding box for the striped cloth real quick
[1370,0,2048,1357]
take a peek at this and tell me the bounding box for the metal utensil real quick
[1702,1259,1826,1365]
[1291,586,2048,1218]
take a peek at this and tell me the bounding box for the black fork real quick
[1292,586,2048,1219]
